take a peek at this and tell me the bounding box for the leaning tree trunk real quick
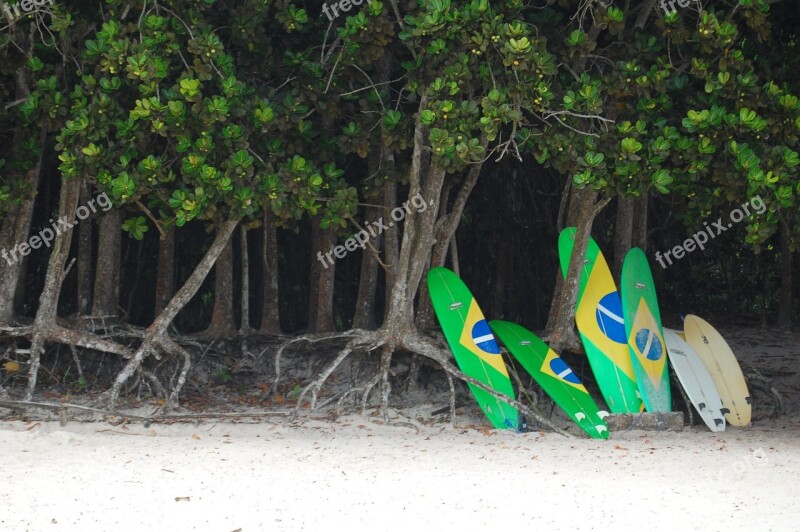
[154,225,175,316]
[25,178,82,399]
[307,216,336,333]
[104,219,240,408]
[259,209,282,333]
[0,127,45,325]
[544,186,611,354]
[205,234,236,336]
[91,209,122,319]
[778,218,793,328]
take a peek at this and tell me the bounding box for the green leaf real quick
[620,137,643,154]
[121,216,149,240]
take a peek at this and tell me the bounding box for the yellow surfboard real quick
[683,315,751,426]
[558,229,642,413]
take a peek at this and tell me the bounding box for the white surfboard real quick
[683,315,751,426]
[664,329,726,432]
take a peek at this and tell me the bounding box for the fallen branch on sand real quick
[0,399,290,427]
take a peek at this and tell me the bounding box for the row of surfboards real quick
[427,227,752,439]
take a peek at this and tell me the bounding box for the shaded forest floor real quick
[1,325,797,430]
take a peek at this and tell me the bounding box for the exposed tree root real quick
[741,362,784,421]
[295,331,385,410]
[272,329,371,393]
[158,337,193,413]
[335,370,382,417]
[277,328,573,436]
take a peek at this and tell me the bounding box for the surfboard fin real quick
[575,412,586,421]
[596,425,608,434]
[745,396,752,405]
[714,418,724,426]
[698,402,706,410]
[721,408,730,415]
[597,410,610,420]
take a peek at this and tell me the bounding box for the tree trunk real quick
[91,209,122,318]
[632,194,649,251]
[76,183,93,315]
[259,209,282,333]
[544,186,611,354]
[0,126,45,325]
[307,217,336,333]
[105,219,240,407]
[239,225,252,334]
[384,101,446,330]
[613,195,634,280]
[352,206,382,330]
[382,180,399,320]
[25,178,82,399]
[239,225,251,333]
[414,183,453,331]
[205,233,236,336]
[778,218,793,328]
[414,138,489,331]
[154,226,175,316]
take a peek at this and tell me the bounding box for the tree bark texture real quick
[205,233,236,336]
[91,209,122,318]
[154,225,175,316]
[307,216,336,333]
[352,206,382,330]
[259,209,282,333]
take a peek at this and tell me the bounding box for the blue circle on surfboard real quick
[596,292,626,343]
[472,320,501,354]
[549,357,582,385]
[635,328,664,361]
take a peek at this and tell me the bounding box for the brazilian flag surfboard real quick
[427,267,519,430]
[490,320,609,439]
[620,247,672,412]
[558,228,643,413]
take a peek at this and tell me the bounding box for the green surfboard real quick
[490,320,609,439]
[620,248,672,412]
[558,228,643,413]
[427,267,519,430]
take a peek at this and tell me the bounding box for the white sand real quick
[1,414,798,531]
[1,326,799,531]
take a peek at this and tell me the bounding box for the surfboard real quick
[490,320,609,439]
[683,315,751,426]
[558,228,643,413]
[663,329,726,432]
[620,248,672,412]
[427,267,519,430]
